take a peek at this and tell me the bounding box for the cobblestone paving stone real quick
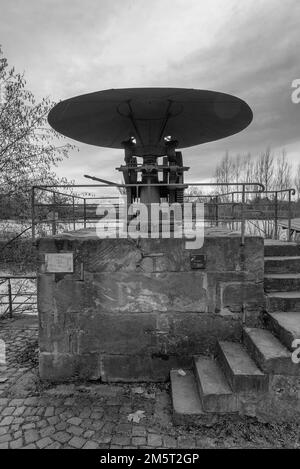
[0,315,299,449]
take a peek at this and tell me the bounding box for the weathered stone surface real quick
[264,273,300,293]
[39,352,102,381]
[264,256,300,274]
[266,291,300,312]
[217,341,269,393]
[264,240,300,257]
[221,281,265,313]
[79,313,157,355]
[37,230,264,381]
[101,354,189,382]
[91,271,208,313]
[264,312,300,351]
[157,312,242,357]
[194,356,238,413]
[243,327,299,376]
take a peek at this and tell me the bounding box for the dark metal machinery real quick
[48,87,253,205]
[117,137,189,206]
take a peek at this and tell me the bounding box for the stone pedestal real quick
[37,228,264,381]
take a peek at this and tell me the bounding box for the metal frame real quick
[0,275,37,318]
[30,182,298,245]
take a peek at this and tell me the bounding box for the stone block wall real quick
[37,228,264,381]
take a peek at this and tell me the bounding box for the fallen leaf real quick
[132,386,145,394]
[127,410,146,423]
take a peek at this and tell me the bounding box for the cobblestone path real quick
[0,316,299,449]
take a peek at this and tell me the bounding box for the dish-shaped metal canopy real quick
[48,87,253,157]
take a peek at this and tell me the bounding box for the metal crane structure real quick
[48,87,253,209]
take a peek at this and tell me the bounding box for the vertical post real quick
[288,189,292,242]
[52,192,56,235]
[215,196,219,227]
[83,198,87,228]
[241,184,245,245]
[231,192,234,230]
[274,191,278,240]
[7,279,13,318]
[72,196,76,231]
[31,187,35,242]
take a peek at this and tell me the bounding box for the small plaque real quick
[45,253,74,273]
[190,254,206,269]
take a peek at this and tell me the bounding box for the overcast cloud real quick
[0,0,299,183]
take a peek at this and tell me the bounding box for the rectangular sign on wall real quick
[44,253,74,273]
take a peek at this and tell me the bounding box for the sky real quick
[0,0,300,184]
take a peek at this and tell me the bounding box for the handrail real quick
[216,188,296,198]
[33,182,265,189]
[0,275,37,319]
[30,181,299,244]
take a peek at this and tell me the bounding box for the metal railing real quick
[30,182,299,244]
[31,182,268,244]
[211,188,296,241]
[0,275,37,318]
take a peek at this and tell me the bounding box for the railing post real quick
[231,192,234,230]
[83,198,87,228]
[7,279,13,318]
[52,192,56,235]
[215,196,219,227]
[31,187,35,242]
[274,191,278,240]
[288,189,292,242]
[241,184,245,245]
[72,196,76,231]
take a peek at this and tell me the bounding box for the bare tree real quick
[274,149,292,199]
[253,147,275,192]
[214,151,233,195]
[0,46,75,222]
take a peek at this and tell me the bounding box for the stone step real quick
[264,256,300,274]
[266,291,300,312]
[264,312,300,351]
[264,274,300,292]
[217,341,268,392]
[243,327,299,376]
[170,369,214,426]
[193,356,238,413]
[264,240,300,257]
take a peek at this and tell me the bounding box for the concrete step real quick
[264,274,300,292]
[243,327,299,376]
[217,341,269,392]
[193,356,238,413]
[264,256,300,274]
[170,369,214,426]
[264,240,300,257]
[264,312,300,351]
[266,291,300,312]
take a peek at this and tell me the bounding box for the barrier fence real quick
[0,276,37,318]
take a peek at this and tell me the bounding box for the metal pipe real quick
[288,189,292,242]
[241,184,246,245]
[31,187,35,242]
[8,279,13,318]
[72,196,76,231]
[274,191,278,240]
[33,182,266,190]
[83,198,87,228]
[52,193,56,235]
[215,196,219,227]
